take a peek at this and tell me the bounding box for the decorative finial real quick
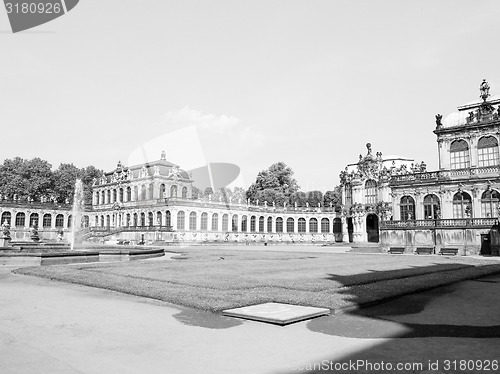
[117,160,122,169]
[480,79,490,101]
[366,143,372,155]
[161,150,166,161]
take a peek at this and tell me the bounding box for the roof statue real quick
[366,143,372,155]
[435,114,442,128]
[161,150,166,161]
[480,79,490,101]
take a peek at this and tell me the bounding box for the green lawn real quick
[14,248,500,312]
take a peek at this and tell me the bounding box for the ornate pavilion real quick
[0,151,342,245]
[340,80,500,255]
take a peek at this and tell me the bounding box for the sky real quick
[1,0,500,192]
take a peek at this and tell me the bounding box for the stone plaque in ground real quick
[222,302,330,325]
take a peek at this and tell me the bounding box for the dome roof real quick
[442,111,469,128]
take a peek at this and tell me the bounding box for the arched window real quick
[453,192,472,218]
[107,215,111,227]
[423,194,440,220]
[119,188,124,203]
[43,214,52,228]
[222,214,228,231]
[478,136,499,167]
[333,218,342,235]
[170,185,177,198]
[189,212,197,230]
[127,187,132,202]
[15,212,25,227]
[211,213,218,231]
[276,217,283,232]
[1,212,11,225]
[165,211,171,227]
[321,218,330,233]
[250,216,256,232]
[148,183,154,200]
[95,192,100,205]
[286,218,294,233]
[177,211,185,230]
[68,215,72,228]
[241,215,247,231]
[106,190,111,204]
[83,216,89,227]
[101,191,105,204]
[133,186,138,201]
[182,187,188,198]
[113,189,117,203]
[140,185,147,201]
[481,190,500,218]
[157,211,162,226]
[450,139,470,169]
[232,215,238,232]
[365,180,377,204]
[133,213,138,226]
[148,212,154,226]
[160,184,166,198]
[267,217,273,232]
[140,212,145,226]
[201,212,208,230]
[29,213,38,227]
[125,213,130,227]
[259,216,265,232]
[345,184,352,206]
[55,214,64,228]
[298,218,306,233]
[309,218,318,233]
[400,196,415,220]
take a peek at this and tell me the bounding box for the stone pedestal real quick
[0,237,11,248]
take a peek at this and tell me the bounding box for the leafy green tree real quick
[52,163,81,203]
[324,186,342,211]
[246,162,299,204]
[0,157,53,201]
[289,191,307,207]
[80,165,104,204]
[203,187,214,197]
[306,190,323,207]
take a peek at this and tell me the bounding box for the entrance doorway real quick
[481,233,492,255]
[366,214,379,243]
[347,217,354,243]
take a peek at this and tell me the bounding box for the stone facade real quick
[340,80,500,255]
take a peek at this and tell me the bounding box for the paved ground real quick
[1,254,500,374]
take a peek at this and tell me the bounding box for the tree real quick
[80,165,104,205]
[52,163,81,203]
[203,187,214,197]
[324,186,342,211]
[246,162,299,204]
[289,191,307,207]
[306,190,323,207]
[0,157,53,201]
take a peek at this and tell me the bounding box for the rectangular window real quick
[450,150,470,169]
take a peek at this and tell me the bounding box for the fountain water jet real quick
[70,179,85,250]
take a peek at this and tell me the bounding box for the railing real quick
[389,166,500,184]
[93,196,338,214]
[380,218,498,229]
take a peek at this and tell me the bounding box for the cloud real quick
[127,125,206,170]
[163,106,240,135]
[163,106,264,146]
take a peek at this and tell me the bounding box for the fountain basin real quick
[0,246,165,266]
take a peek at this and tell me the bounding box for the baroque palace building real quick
[0,151,342,244]
[340,80,500,255]
[2,80,500,255]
